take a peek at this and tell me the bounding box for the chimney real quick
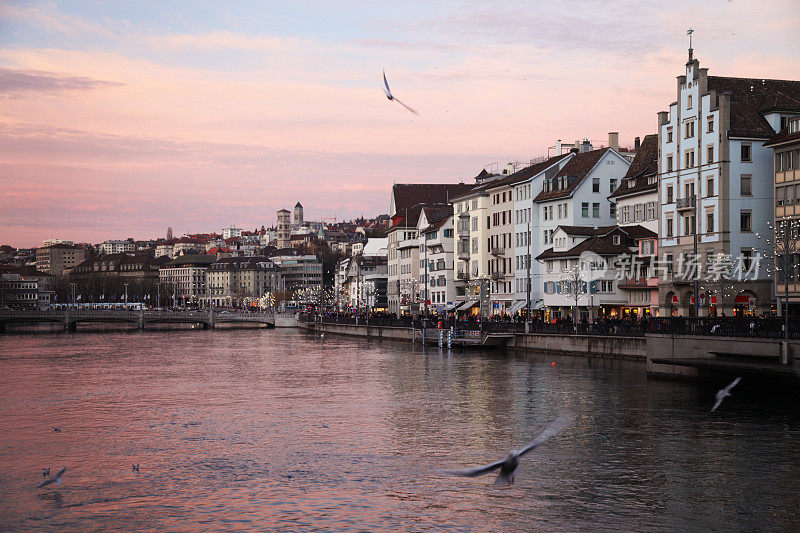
[634,136,641,151]
[556,139,562,155]
[657,111,669,127]
[608,132,619,152]
[580,139,592,153]
[506,162,515,175]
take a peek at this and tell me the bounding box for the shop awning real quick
[508,300,526,314]
[443,302,459,311]
[457,300,478,311]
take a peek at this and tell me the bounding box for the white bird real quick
[711,377,741,412]
[446,412,574,486]
[320,333,324,338]
[37,467,66,488]
[383,70,419,115]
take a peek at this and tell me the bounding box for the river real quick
[1,328,799,531]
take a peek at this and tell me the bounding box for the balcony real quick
[456,271,470,281]
[457,222,471,236]
[457,242,471,260]
[490,271,503,280]
[676,196,696,211]
[490,246,506,256]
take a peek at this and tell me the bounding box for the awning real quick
[443,302,459,311]
[508,300,526,314]
[457,300,478,311]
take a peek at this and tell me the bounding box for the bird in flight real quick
[711,377,741,412]
[446,412,574,486]
[52,426,61,432]
[37,467,66,488]
[383,70,419,115]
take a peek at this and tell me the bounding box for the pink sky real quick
[1,1,799,247]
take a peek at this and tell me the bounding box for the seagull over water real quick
[383,70,419,115]
[37,467,66,488]
[446,412,574,486]
[711,377,741,412]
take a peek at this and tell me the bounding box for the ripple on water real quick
[2,329,800,531]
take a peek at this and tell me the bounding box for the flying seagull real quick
[383,70,419,115]
[446,412,574,486]
[37,467,66,488]
[132,464,140,472]
[711,377,741,412]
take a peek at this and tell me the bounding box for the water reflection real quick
[1,329,799,531]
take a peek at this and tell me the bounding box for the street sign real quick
[699,292,706,306]
[748,297,756,311]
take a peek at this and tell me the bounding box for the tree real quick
[562,265,587,334]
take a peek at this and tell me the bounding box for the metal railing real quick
[676,196,696,210]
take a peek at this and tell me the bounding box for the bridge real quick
[0,309,278,332]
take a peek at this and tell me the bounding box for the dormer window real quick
[613,235,621,245]
[627,178,635,188]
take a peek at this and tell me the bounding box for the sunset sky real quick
[2,1,799,247]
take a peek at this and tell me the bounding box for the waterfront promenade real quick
[300,314,800,382]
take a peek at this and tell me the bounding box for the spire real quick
[687,28,694,61]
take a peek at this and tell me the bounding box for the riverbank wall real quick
[300,321,647,360]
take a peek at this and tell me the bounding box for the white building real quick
[99,240,136,255]
[418,206,455,314]
[222,226,242,240]
[538,225,653,321]
[158,255,216,307]
[656,51,800,316]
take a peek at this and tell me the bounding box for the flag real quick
[77,294,82,301]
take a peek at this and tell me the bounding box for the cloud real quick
[149,30,295,51]
[0,67,124,96]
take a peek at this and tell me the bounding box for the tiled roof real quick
[421,205,453,233]
[556,225,616,236]
[619,225,657,240]
[482,153,573,192]
[392,183,473,213]
[764,122,800,148]
[165,255,216,267]
[535,233,632,261]
[609,134,658,199]
[707,76,800,138]
[0,264,53,277]
[533,148,611,202]
[210,256,278,271]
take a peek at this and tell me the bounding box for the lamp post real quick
[124,282,129,307]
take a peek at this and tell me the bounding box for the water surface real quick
[1,329,799,531]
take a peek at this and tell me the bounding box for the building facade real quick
[36,244,87,276]
[207,256,281,307]
[158,255,216,307]
[656,52,800,316]
[765,115,800,315]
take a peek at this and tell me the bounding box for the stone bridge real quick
[0,309,279,332]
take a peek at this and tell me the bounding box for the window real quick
[741,144,751,162]
[687,95,693,109]
[593,178,600,193]
[707,145,714,164]
[684,214,695,235]
[667,128,673,143]
[666,185,674,204]
[582,202,589,217]
[685,150,695,168]
[685,121,695,138]
[472,217,478,231]
[646,202,657,220]
[706,178,714,197]
[610,179,617,193]
[613,235,621,245]
[592,203,600,218]
[563,203,568,218]
[706,212,714,233]
[741,174,752,196]
[741,249,754,271]
[740,211,752,232]
[707,117,714,133]
[610,202,616,218]
[666,155,673,172]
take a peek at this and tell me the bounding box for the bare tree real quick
[562,265,586,334]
